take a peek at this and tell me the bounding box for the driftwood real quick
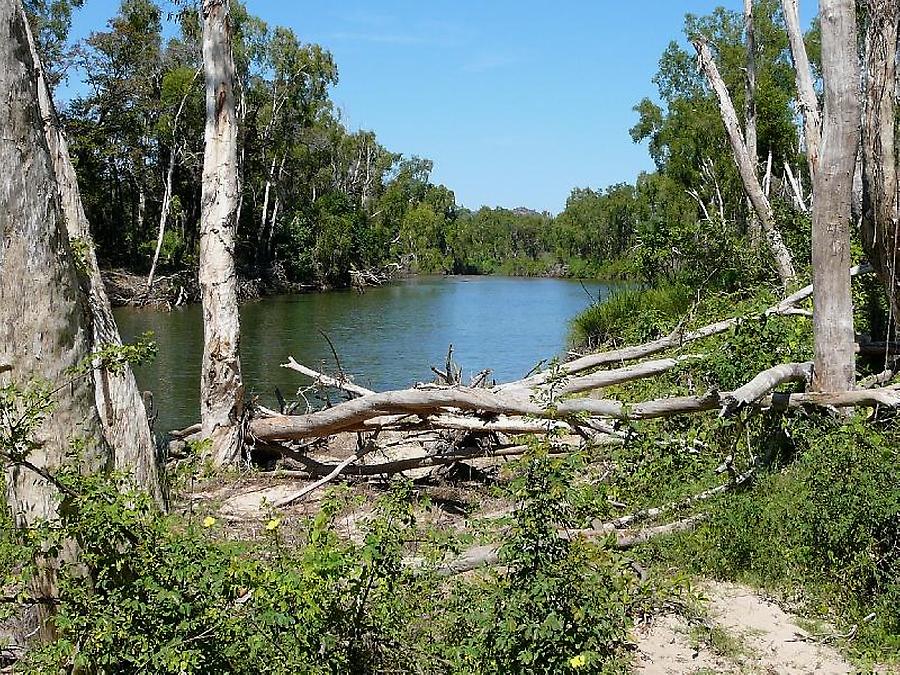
[282,357,373,398]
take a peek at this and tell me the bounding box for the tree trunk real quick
[1,0,111,641]
[782,0,822,178]
[811,0,860,392]
[861,0,900,325]
[693,37,796,286]
[745,0,763,242]
[256,154,277,267]
[744,0,758,168]
[147,156,175,290]
[148,66,200,291]
[200,0,245,465]
[20,3,162,503]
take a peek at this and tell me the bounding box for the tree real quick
[860,0,900,326]
[810,0,859,392]
[0,0,110,641]
[21,2,162,502]
[693,35,796,286]
[199,0,245,465]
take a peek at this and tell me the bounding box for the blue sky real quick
[65,1,816,214]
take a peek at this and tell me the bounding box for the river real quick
[114,275,618,432]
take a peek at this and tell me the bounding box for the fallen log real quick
[721,362,812,414]
[508,263,872,390]
[265,440,615,482]
[433,516,704,576]
[250,374,900,442]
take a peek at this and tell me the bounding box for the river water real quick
[114,276,618,432]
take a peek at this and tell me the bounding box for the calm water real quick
[115,276,617,432]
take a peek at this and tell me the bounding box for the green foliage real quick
[437,449,647,674]
[19,477,431,674]
[570,284,694,349]
[655,415,900,660]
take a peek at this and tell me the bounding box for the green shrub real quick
[570,283,694,349]
[654,414,900,660]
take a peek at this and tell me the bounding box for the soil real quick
[633,581,890,674]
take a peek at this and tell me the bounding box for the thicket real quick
[0,387,666,673]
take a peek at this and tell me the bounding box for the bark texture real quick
[693,37,796,286]
[811,0,859,391]
[861,0,900,324]
[0,0,110,640]
[21,6,162,503]
[200,0,245,465]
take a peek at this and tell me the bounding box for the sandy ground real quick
[633,581,889,674]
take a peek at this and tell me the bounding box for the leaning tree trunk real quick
[20,6,163,504]
[693,37,796,286]
[811,0,860,392]
[744,0,762,242]
[782,0,822,177]
[861,0,900,326]
[200,0,245,465]
[0,0,111,641]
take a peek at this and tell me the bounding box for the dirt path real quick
[633,581,872,674]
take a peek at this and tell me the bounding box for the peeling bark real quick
[19,2,162,504]
[861,0,900,325]
[200,0,245,465]
[0,0,110,641]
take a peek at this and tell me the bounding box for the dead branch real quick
[282,356,373,397]
[721,362,812,413]
[693,36,796,285]
[512,263,871,389]
[432,516,704,576]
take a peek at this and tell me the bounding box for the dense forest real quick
[47,0,815,289]
[2,0,899,672]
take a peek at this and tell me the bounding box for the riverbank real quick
[102,268,326,309]
[102,261,635,309]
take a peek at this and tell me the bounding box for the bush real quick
[570,283,694,349]
[655,414,900,660]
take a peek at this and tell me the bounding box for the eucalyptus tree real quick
[199,0,244,465]
[20,2,162,501]
[1,0,110,641]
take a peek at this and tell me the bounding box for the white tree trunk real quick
[782,0,823,177]
[693,38,797,286]
[20,3,162,503]
[1,0,111,640]
[811,0,860,392]
[148,67,200,291]
[200,0,245,465]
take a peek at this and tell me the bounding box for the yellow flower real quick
[265,518,281,531]
[202,516,216,528]
[569,653,588,669]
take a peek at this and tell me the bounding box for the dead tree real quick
[782,0,822,176]
[20,5,163,503]
[744,0,762,241]
[811,0,860,392]
[861,0,900,326]
[0,0,110,641]
[693,37,796,286]
[200,0,245,465]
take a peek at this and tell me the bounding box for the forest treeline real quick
[44,0,818,289]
